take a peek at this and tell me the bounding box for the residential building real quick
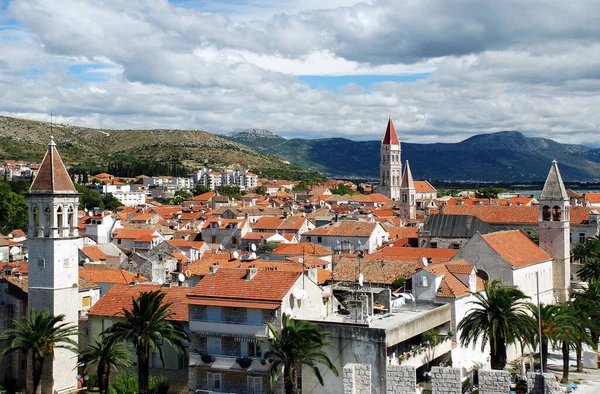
[202,218,250,250]
[187,267,326,394]
[301,221,389,254]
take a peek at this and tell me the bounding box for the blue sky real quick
[1,0,599,144]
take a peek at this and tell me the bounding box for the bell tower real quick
[538,160,571,303]
[379,117,402,200]
[399,161,416,220]
[27,137,79,393]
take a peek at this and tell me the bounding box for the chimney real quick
[246,267,258,280]
[283,211,289,218]
[307,267,318,282]
[209,264,220,274]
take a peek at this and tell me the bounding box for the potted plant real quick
[236,356,253,369]
[201,354,216,364]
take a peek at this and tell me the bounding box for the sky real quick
[1,0,600,145]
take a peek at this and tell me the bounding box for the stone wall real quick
[478,369,509,394]
[430,366,461,394]
[385,365,416,394]
[343,364,372,394]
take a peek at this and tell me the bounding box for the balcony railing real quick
[190,320,269,337]
[189,353,269,373]
[389,339,455,369]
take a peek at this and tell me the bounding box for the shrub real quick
[112,371,138,394]
[150,375,170,394]
[201,354,216,363]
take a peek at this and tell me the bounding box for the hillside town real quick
[0,117,600,394]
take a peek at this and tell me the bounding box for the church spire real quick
[540,159,568,201]
[401,160,415,188]
[29,137,77,193]
[382,116,399,145]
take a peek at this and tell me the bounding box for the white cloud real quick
[0,0,599,147]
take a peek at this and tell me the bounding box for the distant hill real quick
[226,130,600,181]
[0,117,325,182]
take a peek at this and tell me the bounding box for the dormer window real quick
[420,275,428,287]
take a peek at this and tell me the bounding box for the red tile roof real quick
[304,221,380,237]
[365,246,458,263]
[441,205,593,225]
[81,245,107,262]
[189,268,300,302]
[382,117,399,145]
[79,268,148,284]
[414,180,436,194]
[29,138,76,193]
[481,230,552,268]
[88,284,190,321]
[272,242,332,256]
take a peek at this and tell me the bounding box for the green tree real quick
[172,190,191,204]
[262,314,338,394]
[218,185,242,199]
[78,336,132,394]
[103,194,124,211]
[573,236,600,281]
[458,280,535,370]
[474,187,508,199]
[255,186,268,196]
[259,241,278,255]
[292,182,308,192]
[526,231,539,245]
[574,280,600,347]
[0,181,28,233]
[104,290,189,394]
[75,184,105,211]
[193,184,210,196]
[527,303,561,371]
[0,308,78,394]
[330,184,358,196]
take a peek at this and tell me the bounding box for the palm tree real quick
[572,236,600,281]
[262,313,338,394]
[528,303,561,372]
[103,290,189,394]
[458,280,536,370]
[78,336,132,394]
[0,308,78,394]
[574,280,600,346]
[552,304,594,383]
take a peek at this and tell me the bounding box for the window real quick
[208,372,222,391]
[241,342,262,358]
[452,243,460,250]
[247,308,262,325]
[580,233,586,244]
[430,242,438,249]
[232,237,238,245]
[207,306,222,322]
[82,296,91,308]
[207,337,222,354]
[117,239,122,245]
[102,319,113,331]
[248,376,262,394]
[211,236,217,243]
[306,236,311,242]
[317,236,322,243]
[420,275,428,287]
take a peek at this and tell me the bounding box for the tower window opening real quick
[552,206,562,221]
[542,206,551,221]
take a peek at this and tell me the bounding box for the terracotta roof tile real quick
[334,257,417,285]
[79,268,148,284]
[365,247,458,263]
[187,298,279,310]
[441,205,593,225]
[81,245,108,262]
[189,268,300,302]
[303,221,380,237]
[272,242,332,256]
[481,230,552,268]
[29,138,77,193]
[414,181,436,194]
[88,284,189,321]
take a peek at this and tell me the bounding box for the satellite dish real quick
[293,288,308,300]
[251,244,257,252]
[233,251,239,259]
[219,245,224,251]
[358,273,364,287]
[250,252,257,260]
[298,257,304,264]
[422,257,428,267]
[178,273,185,282]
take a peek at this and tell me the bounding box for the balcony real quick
[190,320,269,337]
[189,353,269,373]
[389,338,455,369]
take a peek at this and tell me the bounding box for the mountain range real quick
[226,129,600,182]
[1,115,599,182]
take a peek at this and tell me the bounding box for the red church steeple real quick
[382,116,399,144]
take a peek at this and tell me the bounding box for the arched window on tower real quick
[57,206,63,231]
[542,205,551,221]
[44,206,51,237]
[552,206,562,221]
[67,206,74,235]
[32,206,40,236]
[402,193,407,202]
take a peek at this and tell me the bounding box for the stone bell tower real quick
[378,117,402,200]
[27,137,79,393]
[538,160,571,303]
